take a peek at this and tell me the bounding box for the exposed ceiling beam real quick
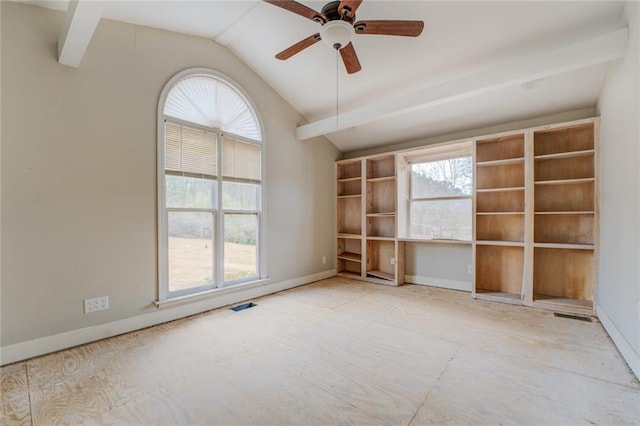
[296,28,628,140]
[58,0,104,67]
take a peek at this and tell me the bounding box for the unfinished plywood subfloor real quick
[1,278,638,425]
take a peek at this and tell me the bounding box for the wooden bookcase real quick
[473,134,526,304]
[335,155,404,285]
[472,119,598,315]
[531,122,597,313]
[336,159,363,279]
[336,117,597,315]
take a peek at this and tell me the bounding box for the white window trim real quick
[157,68,267,302]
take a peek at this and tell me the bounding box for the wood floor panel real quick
[410,346,640,425]
[1,277,638,424]
[357,285,638,388]
[0,362,31,426]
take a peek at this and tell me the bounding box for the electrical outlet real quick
[468,264,473,274]
[322,256,327,265]
[390,258,396,265]
[84,296,109,314]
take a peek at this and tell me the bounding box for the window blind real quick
[165,121,217,178]
[223,137,261,182]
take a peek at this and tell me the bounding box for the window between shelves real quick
[399,141,473,242]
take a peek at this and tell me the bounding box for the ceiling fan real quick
[264,0,424,74]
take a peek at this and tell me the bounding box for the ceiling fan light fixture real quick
[320,20,355,50]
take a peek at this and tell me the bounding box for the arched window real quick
[157,69,264,300]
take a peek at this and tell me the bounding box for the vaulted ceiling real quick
[22,1,628,152]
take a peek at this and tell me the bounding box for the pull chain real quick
[336,47,339,128]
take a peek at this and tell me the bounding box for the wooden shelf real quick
[476,211,524,216]
[532,295,594,315]
[476,240,525,247]
[337,252,362,262]
[366,236,395,241]
[535,211,594,215]
[337,194,362,199]
[398,238,472,245]
[475,291,523,306]
[476,186,524,193]
[534,243,594,250]
[367,270,394,281]
[337,176,361,183]
[367,176,395,183]
[367,212,396,217]
[476,157,525,167]
[533,294,593,308]
[534,177,594,186]
[337,233,361,239]
[534,149,594,160]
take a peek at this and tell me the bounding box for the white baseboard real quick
[405,275,471,292]
[0,269,336,366]
[597,304,640,380]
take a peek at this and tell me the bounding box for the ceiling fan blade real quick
[263,1,326,23]
[338,0,363,19]
[354,20,424,37]
[276,33,321,60]
[340,42,362,74]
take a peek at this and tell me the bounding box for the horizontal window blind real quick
[165,121,217,178]
[223,137,261,182]
[403,141,472,164]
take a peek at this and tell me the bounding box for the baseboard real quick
[0,269,336,366]
[597,304,640,380]
[405,275,471,292]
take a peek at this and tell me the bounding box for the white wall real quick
[596,1,640,378]
[0,3,339,362]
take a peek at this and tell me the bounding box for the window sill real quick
[399,238,472,245]
[154,278,270,308]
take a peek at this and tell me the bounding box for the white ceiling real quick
[24,1,626,152]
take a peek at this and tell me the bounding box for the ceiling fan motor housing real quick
[321,1,356,22]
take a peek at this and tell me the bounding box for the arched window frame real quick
[157,68,266,301]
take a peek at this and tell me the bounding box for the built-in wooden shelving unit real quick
[335,155,404,286]
[531,122,597,314]
[336,117,598,315]
[336,159,363,280]
[473,133,526,304]
[472,119,598,315]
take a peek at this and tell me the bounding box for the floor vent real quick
[230,302,256,312]
[554,312,592,322]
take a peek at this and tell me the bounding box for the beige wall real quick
[0,3,339,350]
[596,1,640,376]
